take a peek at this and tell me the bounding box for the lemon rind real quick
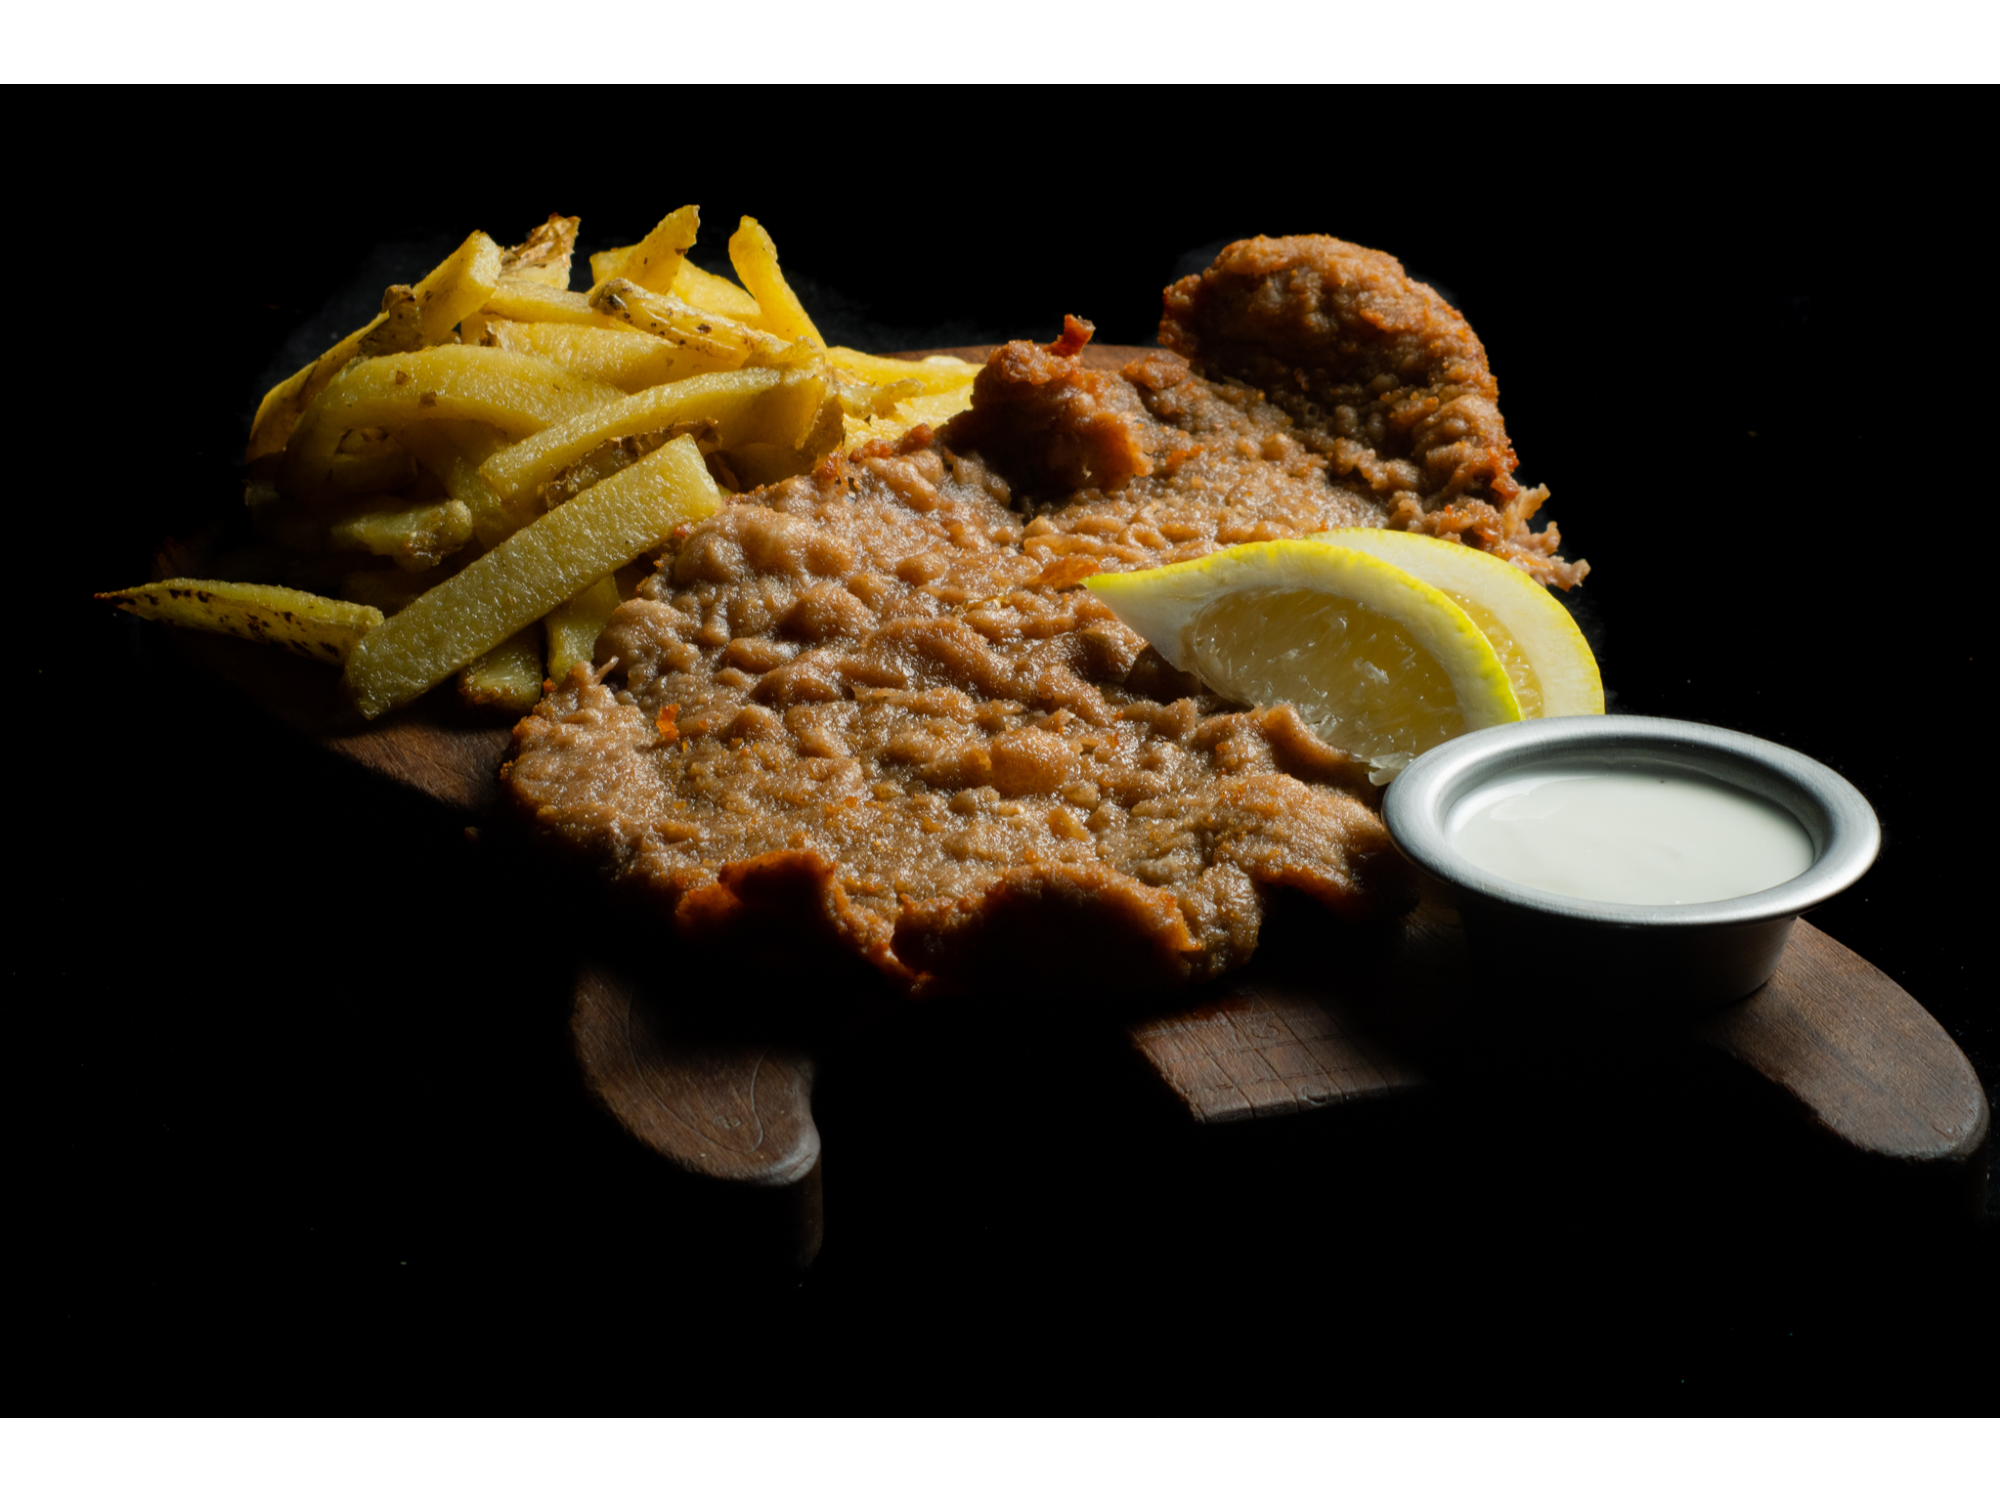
[1311,528,1605,718]
[1086,540,1523,734]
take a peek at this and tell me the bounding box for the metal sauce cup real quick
[1382,716,1881,1011]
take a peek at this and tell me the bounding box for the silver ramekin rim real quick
[1382,715,1881,928]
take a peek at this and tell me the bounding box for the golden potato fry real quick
[343,435,722,718]
[329,497,476,573]
[460,624,544,711]
[248,232,509,465]
[356,286,424,359]
[414,231,505,345]
[587,278,799,365]
[395,421,518,546]
[545,573,622,682]
[836,378,926,419]
[324,425,419,497]
[727,217,824,347]
[247,290,422,465]
[672,260,762,320]
[476,366,813,508]
[898,385,978,427]
[480,280,628,328]
[590,246,762,320]
[824,346,980,393]
[484,319,736,392]
[499,215,579,288]
[101,579,382,665]
[592,205,700,295]
[282,345,620,499]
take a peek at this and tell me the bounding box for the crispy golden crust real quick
[1162,235,1586,588]
[505,398,1412,1000]
[508,240,1586,1000]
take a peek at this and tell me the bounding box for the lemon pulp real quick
[1187,586,1469,768]
[1087,540,1525,782]
[1311,528,1603,719]
[1449,595,1542,717]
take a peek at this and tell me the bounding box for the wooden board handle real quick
[571,963,824,1269]
[1696,920,1990,1174]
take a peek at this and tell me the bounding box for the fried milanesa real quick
[505,236,1583,997]
[1161,234,1585,588]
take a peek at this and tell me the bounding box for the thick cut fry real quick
[588,246,627,285]
[824,346,981,393]
[477,366,814,506]
[593,205,699,295]
[460,624,544,711]
[323,425,418,496]
[101,579,382,665]
[727,218,824,347]
[587,278,798,365]
[357,287,423,359]
[485,320,735,392]
[329,497,476,572]
[545,574,622,682]
[415,231,505,344]
[499,215,578,288]
[672,261,762,320]
[283,345,620,499]
[480,281,628,328]
[898,385,978,426]
[247,287,423,464]
[343,435,723,718]
[589,246,762,317]
[396,421,517,546]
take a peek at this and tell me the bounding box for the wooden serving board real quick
[164,345,1992,1269]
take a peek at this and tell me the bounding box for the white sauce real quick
[1447,767,1815,906]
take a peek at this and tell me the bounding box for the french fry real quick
[824,346,981,393]
[476,367,810,508]
[246,289,422,464]
[129,201,998,710]
[590,205,700,295]
[323,426,418,497]
[545,574,622,682]
[328,497,476,572]
[460,624,544,711]
[395,421,518,547]
[587,278,799,365]
[499,215,579,288]
[356,286,424,359]
[727,217,824,347]
[589,246,763,321]
[480,280,627,328]
[343,435,723,718]
[248,235,509,463]
[898,385,978,426]
[100,579,382,665]
[484,320,735,392]
[282,345,620,499]
[414,231,506,345]
[672,261,762,321]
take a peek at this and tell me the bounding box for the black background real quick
[22,96,1993,1408]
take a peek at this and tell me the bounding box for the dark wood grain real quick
[572,963,824,1269]
[1696,920,1989,1169]
[1129,966,1424,1124]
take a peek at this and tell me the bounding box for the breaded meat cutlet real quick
[505,236,1584,999]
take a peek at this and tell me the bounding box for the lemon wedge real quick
[1086,540,1522,782]
[1310,528,1604,718]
